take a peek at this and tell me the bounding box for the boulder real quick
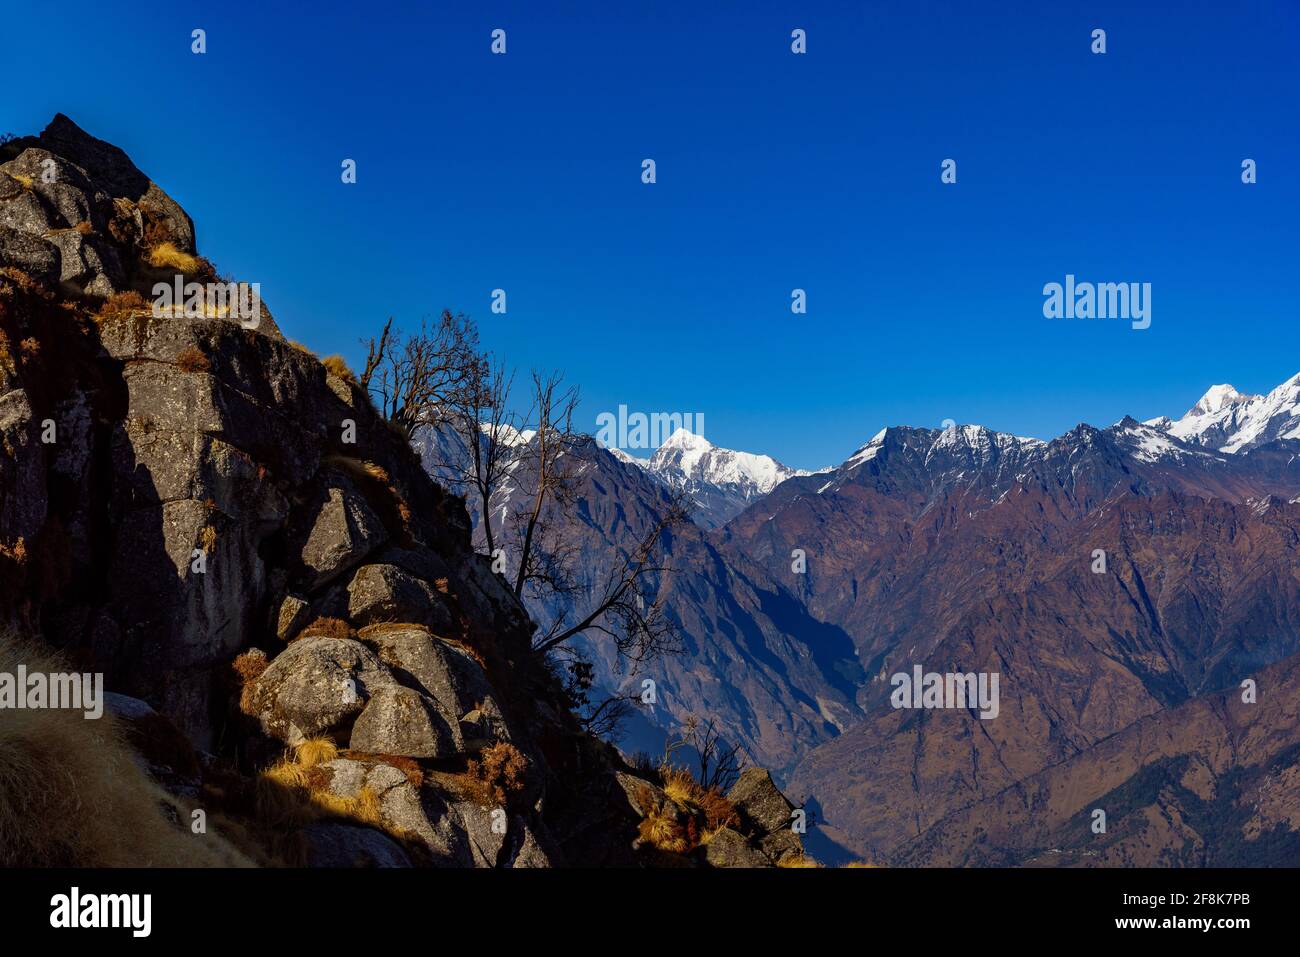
[702,827,772,868]
[47,228,123,296]
[247,637,395,745]
[349,684,461,758]
[0,180,54,234]
[299,475,387,589]
[322,758,475,867]
[0,226,60,286]
[727,768,796,836]
[346,564,454,633]
[359,625,504,739]
[275,594,310,642]
[759,828,804,865]
[302,823,412,868]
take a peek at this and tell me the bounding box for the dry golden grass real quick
[321,354,358,385]
[0,630,253,866]
[295,616,356,643]
[10,172,33,189]
[776,853,821,868]
[73,220,93,236]
[295,737,339,770]
[199,524,218,553]
[843,861,884,868]
[147,241,201,273]
[255,747,381,830]
[660,766,740,831]
[638,808,690,854]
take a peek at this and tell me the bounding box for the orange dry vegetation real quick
[465,742,527,807]
[176,346,211,374]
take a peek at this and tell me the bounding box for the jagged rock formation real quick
[0,115,802,868]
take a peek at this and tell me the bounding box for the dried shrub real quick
[93,290,149,326]
[176,346,211,374]
[465,741,527,807]
[73,221,93,236]
[0,631,252,866]
[232,649,269,716]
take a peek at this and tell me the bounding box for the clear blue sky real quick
[3,1,1296,470]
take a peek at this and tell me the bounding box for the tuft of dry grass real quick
[199,524,218,554]
[295,737,339,770]
[776,853,821,868]
[255,748,381,830]
[93,290,149,326]
[321,354,358,385]
[10,172,33,189]
[73,220,93,236]
[638,808,690,854]
[147,241,201,273]
[176,346,212,374]
[843,860,884,868]
[295,617,356,643]
[660,765,739,831]
[0,630,253,866]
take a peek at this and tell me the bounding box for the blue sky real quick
[3,1,1297,469]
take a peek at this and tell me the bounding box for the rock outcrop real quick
[0,115,803,868]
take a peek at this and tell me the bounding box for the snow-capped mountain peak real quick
[1187,383,1255,417]
[1155,372,1300,453]
[634,429,807,528]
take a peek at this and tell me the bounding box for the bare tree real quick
[446,353,518,557]
[560,658,637,740]
[509,371,581,600]
[531,488,689,663]
[663,715,744,792]
[360,310,482,439]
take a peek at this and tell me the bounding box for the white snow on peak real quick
[648,429,805,498]
[1156,371,1300,453]
[607,446,650,468]
[659,427,713,452]
[844,428,889,468]
[1188,384,1254,417]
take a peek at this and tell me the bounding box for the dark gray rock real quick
[302,823,412,868]
[727,768,796,836]
[702,827,772,868]
[300,475,388,589]
[0,226,60,285]
[247,636,395,745]
[346,564,454,633]
[349,684,461,758]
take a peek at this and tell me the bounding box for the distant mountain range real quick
[420,372,1300,866]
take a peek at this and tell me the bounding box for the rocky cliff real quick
[0,115,805,868]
